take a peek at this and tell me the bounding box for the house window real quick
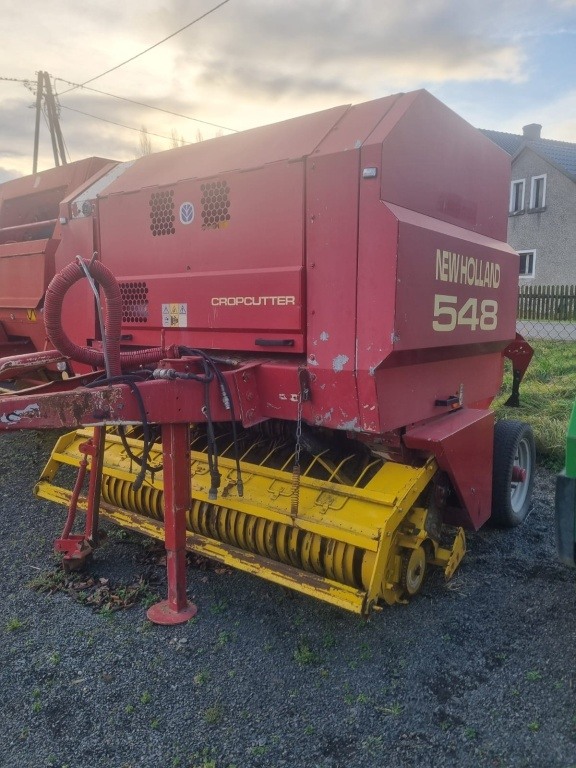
[529,174,546,210]
[518,250,536,278]
[509,179,525,214]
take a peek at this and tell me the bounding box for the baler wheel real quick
[491,419,535,527]
[400,545,427,597]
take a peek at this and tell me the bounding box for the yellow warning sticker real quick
[26,309,37,322]
[161,303,187,328]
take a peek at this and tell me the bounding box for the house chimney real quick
[522,123,542,140]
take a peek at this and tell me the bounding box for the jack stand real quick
[146,422,198,625]
[54,428,105,571]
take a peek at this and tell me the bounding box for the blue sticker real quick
[179,202,195,225]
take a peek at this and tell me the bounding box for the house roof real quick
[480,128,576,182]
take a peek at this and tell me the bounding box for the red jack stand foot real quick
[146,600,198,625]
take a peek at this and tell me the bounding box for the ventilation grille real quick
[201,180,230,230]
[149,189,175,236]
[120,281,149,324]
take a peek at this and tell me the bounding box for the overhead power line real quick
[59,0,231,93]
[54,78,238,133]
[60,104,190,144]
[0,76,33,84]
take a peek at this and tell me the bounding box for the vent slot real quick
[149,189,175,236]
[201,180,230,230]
[120,281,149,324]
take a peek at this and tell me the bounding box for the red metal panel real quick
[97,162,306,351]
[374,352,504,433]
[305,150,361,431]
[312,94,401,156]
[118,269,303,330]
[391,204,519,351]
[0,158,114,362]
[355,143,399,433]
[0,239,57,307]
[404,408,494,530]
[0,157,113,228]
[367,90,511,241]
[99,162,306,274]
[101,106,350,196]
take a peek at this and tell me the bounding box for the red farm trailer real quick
[0,89,535,622]
[0,156,115,382]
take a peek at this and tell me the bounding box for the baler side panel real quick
[363,205,519,432]
[393,212,518,351]
[355,144,398,433]
[96,162,306,352]
[305,150,361,430]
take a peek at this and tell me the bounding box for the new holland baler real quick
[0,89,535,623]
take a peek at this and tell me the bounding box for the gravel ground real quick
[1,429,576,768]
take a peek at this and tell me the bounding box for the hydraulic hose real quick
[44,259,168,373]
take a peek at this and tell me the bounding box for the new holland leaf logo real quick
[179,202,195,225]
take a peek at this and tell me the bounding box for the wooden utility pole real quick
[32,71,67,173]
[32,71,43,174]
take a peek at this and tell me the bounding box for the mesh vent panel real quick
[120,282,149,324]
[149,189,175,236]
[201,180,230,230]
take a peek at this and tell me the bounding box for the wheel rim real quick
[402,546,426,596]
[510,436,532,513]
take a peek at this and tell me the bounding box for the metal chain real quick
[291,393,303,517]
[294,393,303,468]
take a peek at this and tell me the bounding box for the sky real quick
[1,0,576,182]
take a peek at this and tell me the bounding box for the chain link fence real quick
[517,285,576,341]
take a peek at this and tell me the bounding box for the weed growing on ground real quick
[378,702,403,716]
[193,671,210,686]
[210,598,228,615]
[204,704,223,724]
[5,617,26,631]
[293,642,319,665]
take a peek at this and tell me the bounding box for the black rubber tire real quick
[491,419,535,527]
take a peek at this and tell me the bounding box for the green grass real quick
[494,340,575,468]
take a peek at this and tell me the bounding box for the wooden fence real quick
[517,285,576,321]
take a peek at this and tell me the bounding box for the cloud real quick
[168,0,528,104]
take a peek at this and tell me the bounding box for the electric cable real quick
[55,80,238,133]
[58,0,231,93]
[178,347,244,497]
[60,104,189,144]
